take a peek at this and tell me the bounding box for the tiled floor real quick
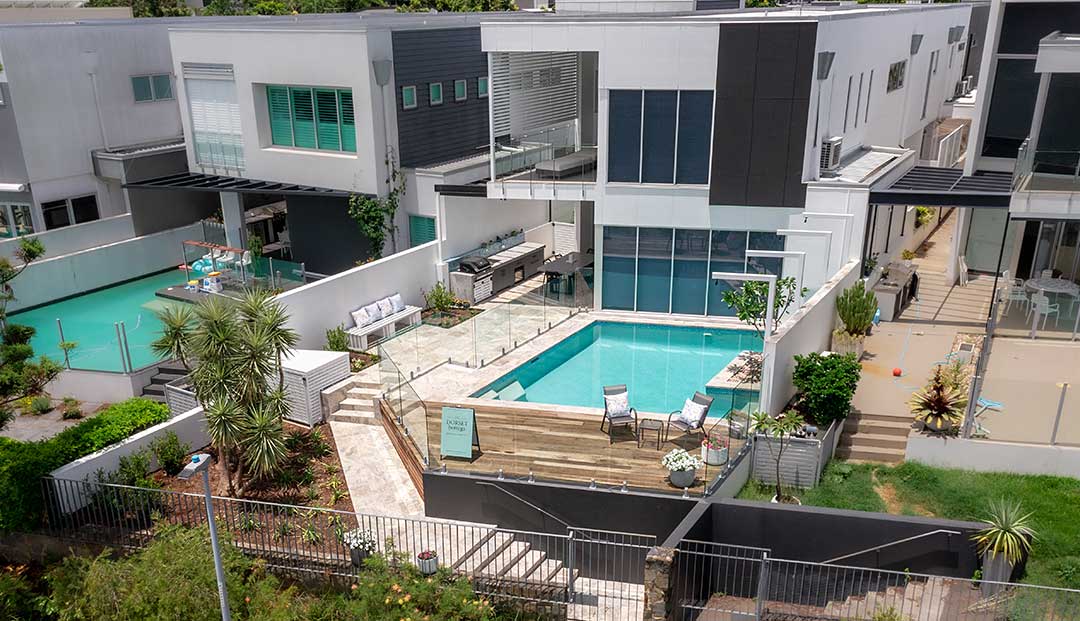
[331,421,425,516]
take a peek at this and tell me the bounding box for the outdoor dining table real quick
[1024,277,1080,339]
[540,252,594,297]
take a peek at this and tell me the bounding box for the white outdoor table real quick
[1024,278,1080,338]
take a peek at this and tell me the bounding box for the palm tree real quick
[204,399,245,496]
[236,288,298,391]
[150,304,195,368]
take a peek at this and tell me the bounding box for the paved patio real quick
[331,421,425,516]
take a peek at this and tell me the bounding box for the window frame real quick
[429,82,444,106]
[40,194,98,231]
[401,85,417,110]
[0,203,34,238]
[887,60,907,93]
[478,76,489,99]
[609,89,714,187]
[454,79,467,102]
[131,73,174,103]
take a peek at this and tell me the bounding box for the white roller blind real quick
[185,77,244,173]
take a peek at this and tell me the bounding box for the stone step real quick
[454,532,515,574]
[347,387,381,399]
[840,431,909,450]
[844,417,913,437]
[143,394,168,404]
[835,445,905,464]
[482,541,532,577]
[328,410,379,425]
[351,380,382,390]
[156,362,189,375]
[339,397,375,413]
[150,372,186,385]
[847,411,913,424]
[141,384,166,396]
[504,550,546,582]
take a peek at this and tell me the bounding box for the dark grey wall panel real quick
[392,27,489,169]
[695,0,739,10]
[998,3,1080,54]
[126,150,218,236]
[285,195,373,274]
[709,22,816,208]
[964,3,991,85]
[0,83,29,185]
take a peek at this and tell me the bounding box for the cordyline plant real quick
[910,365,968,434]
[151,289,298,495]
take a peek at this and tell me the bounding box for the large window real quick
[0,204,34,238]
[131,74,173,102]
[608,90,714,185]
[266,85,356,154]
[41,195,98,231]
[601,226,785,316]
[187,77,245,171]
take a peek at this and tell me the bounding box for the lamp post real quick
[178,453,231,621]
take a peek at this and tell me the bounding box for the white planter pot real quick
[770,494,802,506]
[702,445,729,467]
[669,468,696,488]
[831,331,865,360]
[417,554,439,575]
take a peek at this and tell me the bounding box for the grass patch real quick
[736,460,1080,589]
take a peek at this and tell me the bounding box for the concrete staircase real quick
[139,361,188,404]
[328,381,382,425]
[836,411,911,464]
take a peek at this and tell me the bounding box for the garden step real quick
[844,417,912,437]
[339,397,375,413]
[143,394,168,404]
[350,380,382,391]
[328,410,379,425]
[839,431,908,450]
[482,541,532,577]
[546,564,579,587]
[834,445,905,464]
[847,411,914,424]
[156,362,189,375]
[150,372,186,385]
[347,386,382,398]
[453,531,514,574]
[505,550,547,582]
[141,384,166,396]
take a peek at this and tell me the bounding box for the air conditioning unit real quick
[820,137,843,174]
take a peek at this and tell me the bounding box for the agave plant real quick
[910,366,968,433]
[971,499,1037,566]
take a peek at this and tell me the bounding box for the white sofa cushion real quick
[376,297,395,317]
[389,293,406,313]
[363,302,383,322]
[351,307,372,328]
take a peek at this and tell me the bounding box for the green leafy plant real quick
[246,232,264,256]
[835,280,878,337]
[750,410,807,504]
[347,149,405,260]
[29,395,52,415]
[324,324,350,352]
[863,253,879,277]
[273,520,294,541]
[237,512,262,533]
[424,281,462,314]
[871,607,904,621]
[901,249,917,261]
[914,206,935,229]
[972,499,1037,566]
[299,520,323,546]
[150,431,191,476]
[720,276,805,340]
[60,396,82,420]
[910,366,968,434]
[792,352,862,427]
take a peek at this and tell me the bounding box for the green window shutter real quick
[338,90,356,153]
[409,215,436,247]
[267,85,293,147]
[314,88,340,151]
[131,76,153,102]
[151,74,173,100]
[290,87,317,148]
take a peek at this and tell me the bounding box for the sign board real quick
[440,407,479,459]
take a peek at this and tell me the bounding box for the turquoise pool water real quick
[472,321,762,415]
[10,270,189,373]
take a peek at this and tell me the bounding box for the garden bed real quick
[422,307,482,329]
[348,351,380,373]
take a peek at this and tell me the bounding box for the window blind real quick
[290,88,317,149]
[338,90,356,153]
[267,85,293,147]
[314,88,341,151]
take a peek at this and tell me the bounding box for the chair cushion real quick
[678,398,708,428]
[363,302,383,322]
[389,293,406,313]
[351,307,372,328]
[376,297,395,317]
[604,392,630,417]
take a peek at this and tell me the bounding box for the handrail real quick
[822,529,962,565]
[474,480,578,531]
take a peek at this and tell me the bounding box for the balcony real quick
[1012,139,1080,216]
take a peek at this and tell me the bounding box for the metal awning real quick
[869,166,1013,208]
[123,172,351,198]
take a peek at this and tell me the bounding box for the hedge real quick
[0,398,170,532]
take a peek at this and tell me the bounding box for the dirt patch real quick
[872,471,934,517]
[422,307,481,328]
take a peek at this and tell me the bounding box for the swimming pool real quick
[472,321,762,415]
[10,270,190,373]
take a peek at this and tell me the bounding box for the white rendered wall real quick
[275,241,439,349]
[907,435,1080,478]
[440,197,553,260]
[0,214,135,262]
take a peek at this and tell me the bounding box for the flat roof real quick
[869,166,1013,209]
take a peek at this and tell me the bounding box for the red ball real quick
[892,368,903,377]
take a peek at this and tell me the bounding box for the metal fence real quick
[673,544,1080,621]
[42,477,651,620]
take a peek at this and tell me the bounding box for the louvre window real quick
[266,85,355,153]
[409,215,436,247]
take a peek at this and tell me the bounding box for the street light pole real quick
[179,453,232,621]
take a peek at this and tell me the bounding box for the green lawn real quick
[737,461,1080,589]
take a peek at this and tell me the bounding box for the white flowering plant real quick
[661,448,703,472]
[341,528,378,553]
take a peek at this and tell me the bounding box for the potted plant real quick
[792,352,861,428]
[661,448,703,489]
[971,499,1037,597]
[342,529,377,567]
[832,281,877,359]
[901,249,916,267]
[416,549,439,575]
[750,410,806,505]
[910,366,968,434]
[701,435,728,466]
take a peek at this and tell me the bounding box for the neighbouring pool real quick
[472,321,762,415]
[10,270,190,373]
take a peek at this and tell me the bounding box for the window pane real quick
[636,228,673,312]
[290,88,316,148]
[601,226,637,311]
[12,205,33,236]
[455,79,467,101]
[267,85,293,147]
[748,256,782,276]
[131,76,153,102]
[608,90,642,183]
[314,88,341,151]
[339,90,356,153]
[151,74,172,100]
[0,206,10,238]
[672,229,709,315]
[402,86,416,109]
[429,83,443,105]
[983,59,1038,158]
[71,195,99,224]
[749,231,784,251]
[641,91,677,184]
[707,230,748,317]
[478,77,489,97]
[676,91,713,184]
[42,200,71,230]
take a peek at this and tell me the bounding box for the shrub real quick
[835,280,878,337]
[910,366,967,434]
[0,566,48,621]
[324,324,349,352]
[424,281,461,314]
[0,398,169,532]
[150,431,191,476]
[792,352,862,427]
[61,396,82,420]
[30,396,52,415]
[914,206,934,228]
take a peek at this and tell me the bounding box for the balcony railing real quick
[1013,137,1080,193]
[492,121,597,187]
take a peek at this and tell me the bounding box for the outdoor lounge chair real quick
[666,392,714,442]
[600,384,637,444]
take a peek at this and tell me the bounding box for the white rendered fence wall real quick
[906,435,1080,478]
[0,214,135,262]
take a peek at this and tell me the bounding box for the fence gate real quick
[672,540,770,621]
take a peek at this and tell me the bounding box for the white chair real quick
[1003,280,1029,316]
[1029,294,1060,329]
[958,255,970,287]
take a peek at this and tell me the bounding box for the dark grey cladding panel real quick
[998,3,1080,55]
[709,21,816,208]
[695,0,739,10]
[285,195,374,274]
[392,27,489,168]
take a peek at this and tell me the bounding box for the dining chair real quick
[1031,295,1060,329]
[1003,281,1029,316]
